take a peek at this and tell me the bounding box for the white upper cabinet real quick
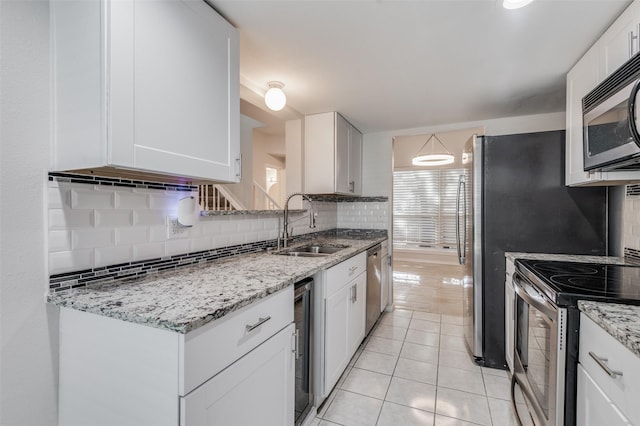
[602,1,640,77]
[566,44,604,186]
[52,0,240,183]
[565,0,640,186]
[305,112,363,195]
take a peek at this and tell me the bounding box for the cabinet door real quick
[577,365,632,426]
[111,0,240,182]
[347,274,367,354]
[180,323,295,426]
[349,126,363,195]
[602,1,640,77]
[335,114,351,194]
[565,45,603,186]
[324,284,350,391]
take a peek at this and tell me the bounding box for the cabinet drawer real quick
[180,286,293,396]
[326,252,366,296]
[579,314,640,425]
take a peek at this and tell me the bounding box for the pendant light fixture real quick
[264,81,287,111]
[412,133,455,166]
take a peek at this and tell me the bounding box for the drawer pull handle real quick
[589,351,624,378]
[246,316,271,332]
[349,266,358,275]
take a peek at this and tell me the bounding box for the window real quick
[393,168,468,250]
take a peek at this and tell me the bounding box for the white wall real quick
[252,131,286,208]
[1,1,59,424]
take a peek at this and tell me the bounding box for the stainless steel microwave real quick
[583,54,640,171]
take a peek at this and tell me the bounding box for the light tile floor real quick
[309,260,533,426]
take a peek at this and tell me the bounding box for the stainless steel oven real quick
[513,270,567,426]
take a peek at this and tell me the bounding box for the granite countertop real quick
[48,236,386,334]
[505,252,633,265]
[578,301,640,359]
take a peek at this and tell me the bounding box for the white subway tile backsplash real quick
[72,229,114,249]
[190,236,213,253]
[200,220,221,236]
[236,219,252,233]
[49,249,93,275]
[213,234,231,249]
[115,227,149,245]
[133,242,165,261]
[165,238,191,256]
[49,230,72,252]
[149,225,168,242]
[95,246,133,268]
[115,191,150,210]
[71,188,115,209]
[134,210,166,226]
[48,185,67,208]
[95,210,134,227]
[48,176,388,275]
[49,209,94,229]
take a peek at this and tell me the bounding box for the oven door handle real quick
[513,271,557,320]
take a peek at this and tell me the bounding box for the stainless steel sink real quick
[280,251,330,257]
[295,245,348,254]
[276,244,350,257]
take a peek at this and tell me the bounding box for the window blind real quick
[393,169,468,249]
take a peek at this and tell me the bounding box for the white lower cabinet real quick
[577,313,640,425]
[577,365,631,426]
[180,323,295,426]
[316,252,367,401]
[324,271,366,394]
[347,274,367,356]
[58,287,294,426]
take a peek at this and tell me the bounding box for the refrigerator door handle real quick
[461,178,467,265]
[456,175,466,265]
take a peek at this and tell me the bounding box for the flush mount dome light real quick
[264,81,286,111]
[412,133,455,166]
[503,0,534,9]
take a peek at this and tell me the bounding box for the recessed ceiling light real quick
[503,0,534,10]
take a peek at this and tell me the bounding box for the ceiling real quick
[214,0,630,135]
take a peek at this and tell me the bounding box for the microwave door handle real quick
[627,79,640,148]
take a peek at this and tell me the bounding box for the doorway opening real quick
[391,127,481,316]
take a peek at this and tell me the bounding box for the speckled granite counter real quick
[578,301,640,359]
[506,252,634,265]
[48,236,386,334]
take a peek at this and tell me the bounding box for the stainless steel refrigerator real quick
[460,131,608,369]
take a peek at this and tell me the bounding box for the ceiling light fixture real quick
[264,81,287,111]
[502,0,534,10]
[412,134,455,166]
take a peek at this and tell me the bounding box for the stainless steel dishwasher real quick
[366,244,382,335]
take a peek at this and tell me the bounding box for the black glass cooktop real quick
[515,259,640,306]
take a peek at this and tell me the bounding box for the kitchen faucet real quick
[282,193,316,248]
